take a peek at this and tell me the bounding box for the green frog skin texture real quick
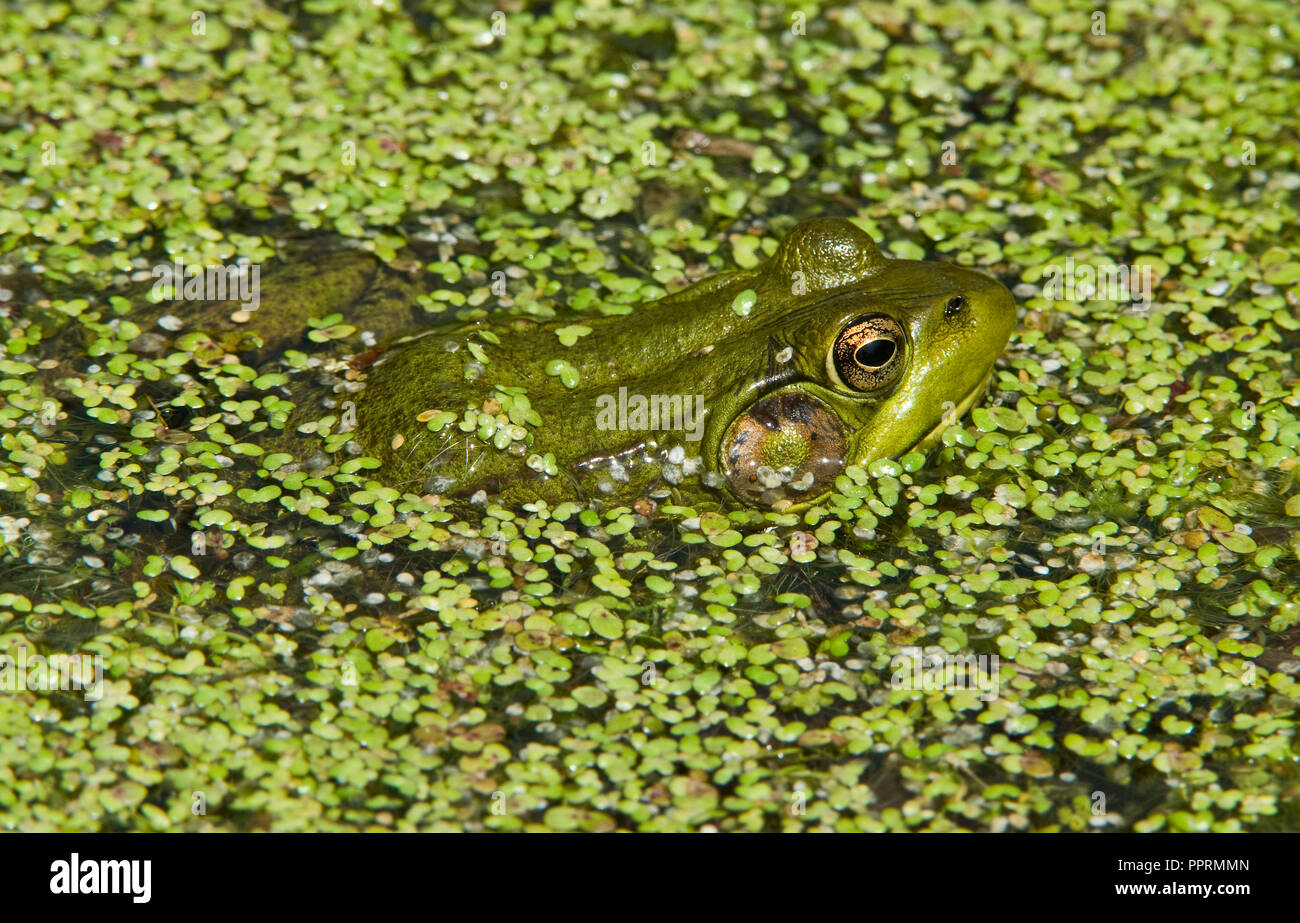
[119,218,1016,510]
[352,218,1016,508]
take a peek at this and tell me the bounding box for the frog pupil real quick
[855,339,895,368]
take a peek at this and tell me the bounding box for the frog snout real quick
[974,276,1018,342]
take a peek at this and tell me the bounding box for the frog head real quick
[691,218,1017,506]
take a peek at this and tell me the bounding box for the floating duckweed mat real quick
[1,0,1298,831]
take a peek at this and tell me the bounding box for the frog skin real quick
[349,218,1016,508]
[109,218,1015,510]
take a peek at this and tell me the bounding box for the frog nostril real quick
[945,295,966,318]
[855,339,895,368]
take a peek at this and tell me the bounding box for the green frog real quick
[120,218,1016,509]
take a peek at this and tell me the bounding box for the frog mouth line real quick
[907,368,996,455]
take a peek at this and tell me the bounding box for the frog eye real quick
[722,392,847,505]
[829,315,905,392]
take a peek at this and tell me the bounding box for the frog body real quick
[112,218,1015,509]
[352,218,1015,507]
